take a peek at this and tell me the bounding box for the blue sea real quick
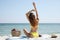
[0,23,60,36]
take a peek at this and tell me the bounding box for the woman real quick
[23,2,39,38]
[11,28,21,37]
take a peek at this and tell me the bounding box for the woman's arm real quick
[26,9,35,21]
[23,29,33,38]
[33,2,39,20]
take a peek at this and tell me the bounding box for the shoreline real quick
[0,34,60,40]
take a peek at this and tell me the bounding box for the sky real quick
[0,0,60,23]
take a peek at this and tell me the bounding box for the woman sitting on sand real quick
[23,2,39,38]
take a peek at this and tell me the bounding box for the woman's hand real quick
[33,2,36,7]
[33,2,36,11]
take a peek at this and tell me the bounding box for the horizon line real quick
[0,23,60,24]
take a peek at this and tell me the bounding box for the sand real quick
[0,34,60,40]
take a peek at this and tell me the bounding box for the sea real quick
[0,23,60,36]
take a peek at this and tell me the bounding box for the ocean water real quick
[0,23,60,36]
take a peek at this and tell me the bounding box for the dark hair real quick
[29,13,35,20]
[29,13,38,26]
[12,29,16,31]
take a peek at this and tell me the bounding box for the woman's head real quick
[12,28,16,31]
[29,13,35,20]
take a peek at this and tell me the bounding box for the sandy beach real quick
[0,34,60,40]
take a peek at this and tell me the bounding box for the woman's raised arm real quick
[33,2,39,19]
